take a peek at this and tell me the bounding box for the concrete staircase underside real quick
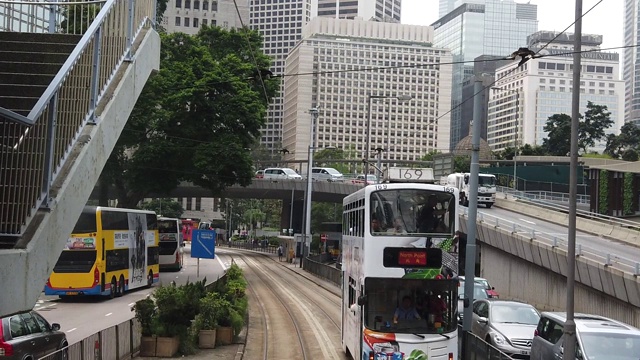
[0,29,160,317]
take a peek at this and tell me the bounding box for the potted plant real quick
[153,284,184,357]
[194,292,218,348]
[132,298,157,357]
[214,295,236,346]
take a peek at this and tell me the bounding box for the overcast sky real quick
[401,0,623,51]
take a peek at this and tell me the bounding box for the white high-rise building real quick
[624,0,640,126]
[438,0,456,18]
[317,0,400,22]
[249,0,316,151]
[487,31,624,153]
[283,17,452,167]
[161,0,248,34]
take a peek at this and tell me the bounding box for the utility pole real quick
[304,107,319,268]
[564,0,583,359]
[462,77,483,332]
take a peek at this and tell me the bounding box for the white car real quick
[262,167,302,180]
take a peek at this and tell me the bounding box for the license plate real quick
[520,350,530,355]
[65,292,79,295]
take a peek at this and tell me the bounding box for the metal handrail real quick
[460,208,640,276]
[0,0,155,237]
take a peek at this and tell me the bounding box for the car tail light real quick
[176,252,180,264]
[93,267,100,286]
[449,353,454,360]
[368,352,374,360]
[0,324,14,356]
[534,329,539,337]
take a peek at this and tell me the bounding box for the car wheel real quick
[118,276,125,297]
[109,277,117,299]
[58,340,69,360]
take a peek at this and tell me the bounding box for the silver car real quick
[531,312,640,360]
[471,299,540,359]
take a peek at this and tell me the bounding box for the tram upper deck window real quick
[370,189,455,237]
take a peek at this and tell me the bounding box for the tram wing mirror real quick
[357,295,368,306]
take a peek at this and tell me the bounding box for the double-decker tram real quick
[341,171,459,360]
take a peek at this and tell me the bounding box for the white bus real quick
[158,217,183,271]
[341,182,460,360]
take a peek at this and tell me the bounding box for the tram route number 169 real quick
[388,167,433,182]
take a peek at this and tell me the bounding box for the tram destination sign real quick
[383,247,442,269]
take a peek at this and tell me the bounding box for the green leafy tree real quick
[99,28,279,208]
[453,156,470,173]
[139,198,184,218]
[543,102,613,156]
[604,122,640,159]
[518,144,548,156]
[420,150,441,162]
[311,203,342,234]
[314,148,351,174]
[60,4,101,34]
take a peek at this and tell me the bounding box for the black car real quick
[0,311,67,360]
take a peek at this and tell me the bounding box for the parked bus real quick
[158,217,183,271]
[341,181,460,360]
[45,207,160,298]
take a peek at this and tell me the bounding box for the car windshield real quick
[490,304,539,325]
[325,168,341,175]
[370,189,456,237]
[478,175,496,187]
[580,333,640,359]
[363,278,458,335]
[283,168,298,175]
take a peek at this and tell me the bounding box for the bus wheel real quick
[147,270,153,287]
[109,277,117,299]
[117,276,125,297]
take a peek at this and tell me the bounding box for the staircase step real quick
[0,96,39,115]
[0,61,63,76]
[0,84,48,98]
[0,50,70,64]
[0,40,77,54]
[0,72,54,86]
[0,32,82,45]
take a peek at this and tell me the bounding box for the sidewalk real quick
[143,248,340,360]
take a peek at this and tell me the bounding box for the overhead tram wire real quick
[231,0,270,104]
[428,0,606,128]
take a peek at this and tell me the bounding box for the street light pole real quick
[304,107,319,267]
[365,95,373,187]
[375,147,384,183]
[564,1,583,359]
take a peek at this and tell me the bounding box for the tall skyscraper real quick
[317,0,400,22]
[161,0,249,34]
[249,0,316,151]
[624,0,640,126]
[432,0,537,149]
[438,0,456,18]
[487,31,624,152]
[283,18,452,167]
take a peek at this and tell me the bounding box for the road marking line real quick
[519,218,536,225]
[66,328,77,333]
[216,255,227,271]
[105,313,113,317]
[128,302,135,307]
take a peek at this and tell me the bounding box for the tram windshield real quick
[370,189,455,237]
[363,278,458,334]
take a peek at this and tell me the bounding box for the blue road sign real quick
[191,229,216,259]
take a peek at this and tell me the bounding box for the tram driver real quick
[393,296,421,324]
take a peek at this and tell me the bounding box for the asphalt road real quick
[479,206,640,267]
[34,244,229,344]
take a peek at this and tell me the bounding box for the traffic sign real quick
[321,233,328,242]
[191,230,216,259]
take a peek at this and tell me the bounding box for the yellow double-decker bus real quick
[45,206,160,298]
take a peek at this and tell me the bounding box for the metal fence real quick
[40,318,141,360]
[303,255,341,286]
[460,329,515,360]
[0,0,155,239]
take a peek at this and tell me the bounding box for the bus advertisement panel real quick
[45,207,160,298]
[341,183,459,360]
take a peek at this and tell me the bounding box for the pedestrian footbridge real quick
[0,0,160,316]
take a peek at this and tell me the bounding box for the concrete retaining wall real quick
[495,198,640,246]
[459,212,640,328]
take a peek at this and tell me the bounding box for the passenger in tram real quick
[417,194,447,233]
[371,217,383,233]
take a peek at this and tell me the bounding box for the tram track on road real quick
[232,254,309,360]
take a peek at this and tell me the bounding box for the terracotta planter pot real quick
[198,329,217,349]
[215,326,233,345]
[155,336,179,357]
[140,336,157,357]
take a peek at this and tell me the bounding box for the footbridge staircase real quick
[0,0,160,316]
